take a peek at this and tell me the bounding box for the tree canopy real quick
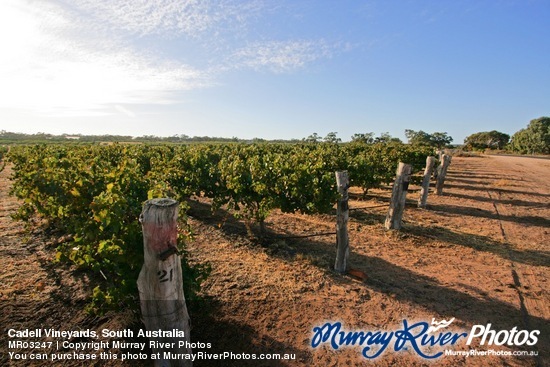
[509,117,550,155]
[375,132,402,144]
[463,130,510,151]
[350,132,401,144]
[405,130,453,149]
[351,132,375,144]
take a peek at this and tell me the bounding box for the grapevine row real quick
[7,142,433,312]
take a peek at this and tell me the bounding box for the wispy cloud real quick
[0,0,210,117]
[0,0,342,119]
[72,0,265,38]
[230,40,335,73]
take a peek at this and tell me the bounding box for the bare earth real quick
[1,155,549,366]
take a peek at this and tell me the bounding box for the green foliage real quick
[350,132,402,144]
[405,130,432,145]
[345,142,433,193]
[323,132,341,143]
[0,145,7,172]
[350,133,375,144]
[374,132,402,144]
[431,132,454,149]
[304,132,322,143]
[7,141,435,313]
[0,145,7,159]
[7,144,209,314]
[509,117,550,155]
[405,130,453,149]
[463,130,510,151]
[159,143,344,234]
[274,144,343,215]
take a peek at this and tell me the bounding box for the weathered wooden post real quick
[435,154,452,195]
[138,198,192,367]
[433,150,443,179]
[334,171,349,274]
[385,162,412,230]
[418,156,436,208]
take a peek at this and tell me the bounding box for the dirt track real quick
[1,155,548,366]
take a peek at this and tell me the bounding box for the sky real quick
[0,0,548,143]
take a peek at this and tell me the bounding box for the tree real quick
[464,131,510,151]
[509,117,550,155]
[405,130,453,148]
[304,133,321,143]
[351,132,375,144]
[405,130,432,145]
[430,132,453,149]
[374,132,402,144]
[324,132,341,143]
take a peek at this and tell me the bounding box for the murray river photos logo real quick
[310,318,540,359]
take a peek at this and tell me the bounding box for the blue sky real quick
[0,0,548,143]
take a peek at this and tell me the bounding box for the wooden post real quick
[433,150,443,179]
[417,156,436,208]
[138,198,192,367]
[334,171,349,274]
[435,154,452,195]
[385,162,412,230]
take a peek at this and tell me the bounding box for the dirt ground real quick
[1,155,548,366]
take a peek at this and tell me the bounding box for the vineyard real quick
[6,142,432,311]
[1,143,548,366]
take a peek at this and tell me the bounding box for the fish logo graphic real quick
[427,318,455,333]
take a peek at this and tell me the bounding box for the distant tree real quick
[324,132,341,143]
[375,132,402,144]
[405,130,453,148]
[405,129,432,145]
[351,132,375,144]
[304,133,321,143]
[430,132,453,149]
[509,117,550,155]
[464,130,510,151]
[137,135,159,141]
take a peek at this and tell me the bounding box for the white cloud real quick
[72,0,264,38]
[74,0,214,37]
[0,0,210,117]
[68,0,337,73]
[0,0,341,120]
[230,40,335,73]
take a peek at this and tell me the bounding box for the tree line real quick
[463,117,549,155]
[2,116,548,154]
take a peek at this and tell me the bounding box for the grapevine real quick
[7,141,432,313]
